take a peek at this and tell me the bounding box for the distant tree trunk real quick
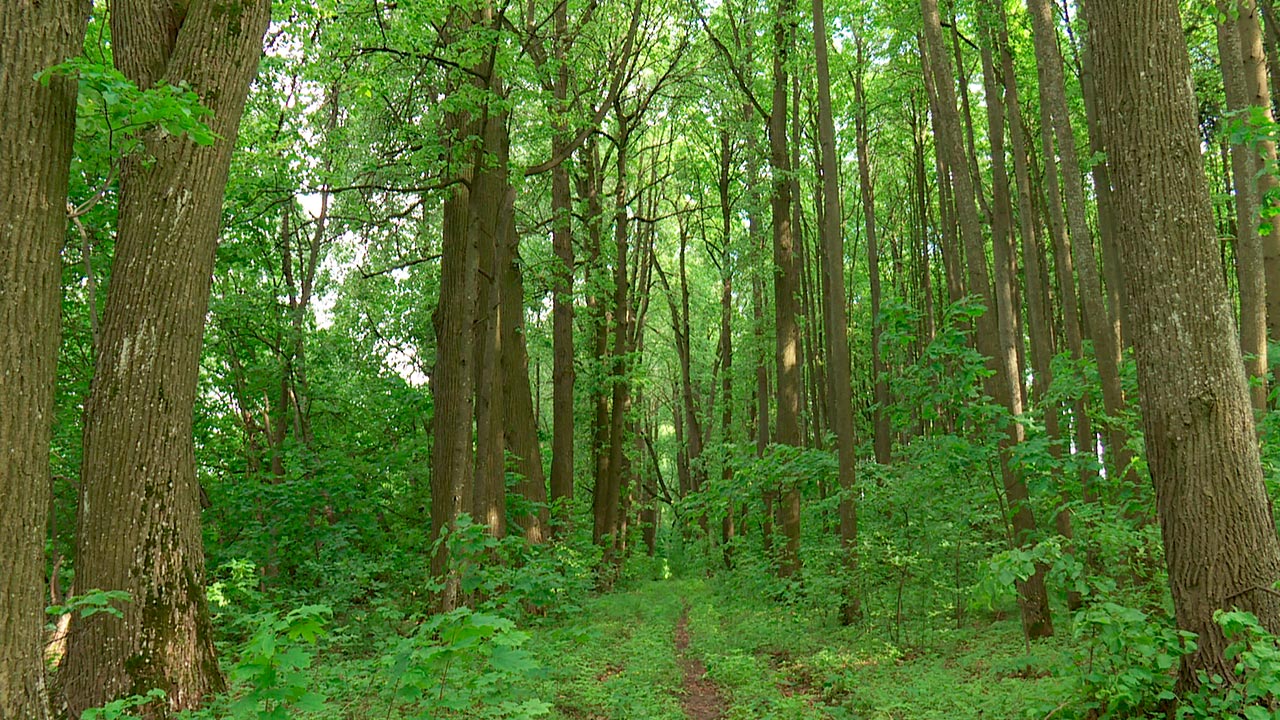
[1084,0,1280,689]
[1027,0,1136,490]
[65,0,269,714]
[996,3,1083,610]
[920,35,966,304]
[855,39,891,466]
[816,0,860,622]
[771,0,803,580]
[600,119,633,556]
[549,0,576,533]
[0,1,87,716]
[1217,1,1270,412]
[717,127,737,568]
[579,140,613,546]
[1236,0,1280,355]
[922,0,1053,639]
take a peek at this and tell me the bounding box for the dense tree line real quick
[5,0,1280,716]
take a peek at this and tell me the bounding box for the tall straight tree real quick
[921,0,1053,638]
[770,0,803,580]
[814,0,860,623]
[1084,0,1280,689]
[64,0,270,714]
[0,0,88,716]
[1217,0,1269,411]
[1026,0,1136,488]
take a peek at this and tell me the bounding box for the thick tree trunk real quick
[0,1,87,716]
[771,0,803,580]
[471,102,509,540]
[816,0,860,622]
[65,0,269,714]
[1085,0,1280,689]
[430,56,480,611]
[500,188,548,543]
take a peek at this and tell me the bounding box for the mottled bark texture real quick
[771,0,803,580]
[64,0,270,715]
[0,0,89,717]
[1084,0,1280,690]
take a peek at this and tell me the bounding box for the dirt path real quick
[674,602,726,720]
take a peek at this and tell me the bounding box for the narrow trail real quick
[674,601,726,720]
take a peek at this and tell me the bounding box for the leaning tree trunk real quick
[1084,0,1280,690]
[1027,0,1136,490]
[921,0,1053,639]
[0,1,87,717]
[64,0,269,715]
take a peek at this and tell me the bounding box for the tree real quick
[63,0,270,713]
[770,0,803,580]
[0,1,88,716]
[1084,0,1280,689]
[813,0,860,623]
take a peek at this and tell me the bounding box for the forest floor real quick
[529,576,1069,720]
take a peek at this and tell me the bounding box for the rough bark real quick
[429,18,481,611]
[501,189,548,543]
[0,1,87,716]
[771,0,803,580]
[1084,0,1280,689]
[65,0,269,713]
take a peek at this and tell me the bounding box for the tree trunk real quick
[816,0,861,621]
[855,39,891,467]
[65,0,269,713]
[471,100,509,540]
[0,1,87,716]
[429,22,481,610]
[922,0,1053,639]
[771,0,803,580]
[718,127,737,568]
[549,0,575,534]
[997,4,1083,610]
[501,187,548,543]
[1236,0,1280,357]
[1027,0,1136,490]
[1217,1,1270,412]
[1084,0,1280,689]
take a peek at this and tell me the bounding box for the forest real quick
[6,0,1280,717]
